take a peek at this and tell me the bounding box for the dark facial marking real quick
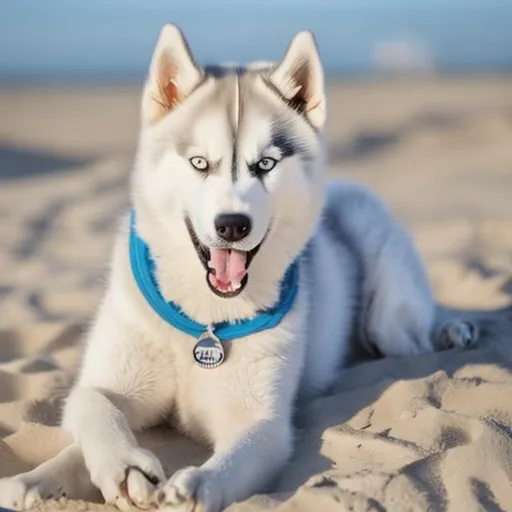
[231,142,238,182]
[246,124,309,182]
[271,127,301,159]
[247,162,268,190]
[204,64,247,78]
[248,159,273,182]
[271,122,315,165]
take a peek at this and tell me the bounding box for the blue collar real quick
[129,211,299,341]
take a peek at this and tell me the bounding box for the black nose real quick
[215,213,252,242]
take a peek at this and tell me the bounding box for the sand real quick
[1,76,512,511]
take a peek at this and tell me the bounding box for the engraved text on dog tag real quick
[193,331,225,369]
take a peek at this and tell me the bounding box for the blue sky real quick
[1,0,511,80]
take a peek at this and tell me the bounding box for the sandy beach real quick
[1,76,512,511]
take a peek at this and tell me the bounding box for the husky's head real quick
[133,25,326,323]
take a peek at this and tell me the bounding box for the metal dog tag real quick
[193,331,225,369]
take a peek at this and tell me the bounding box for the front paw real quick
[0,476,46,510]
[157,467,222,512]
[88,446,165,510]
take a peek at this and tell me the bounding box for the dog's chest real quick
[168,322,303,442]
[169,338,259,440]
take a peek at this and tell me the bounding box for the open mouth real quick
[185,218,262,298]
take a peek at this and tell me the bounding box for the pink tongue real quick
[209,248,247,284]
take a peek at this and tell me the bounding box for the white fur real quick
[0,25,477,512]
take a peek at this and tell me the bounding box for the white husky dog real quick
[0,25,477,512]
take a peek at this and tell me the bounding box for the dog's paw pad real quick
[158,467,203,507]
[0,477,43,510]
[158,485,188,506]
[90,446,165,508]
[124,467,159,509]
[439,320,478,349]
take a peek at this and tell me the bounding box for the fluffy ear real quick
[270,31,326,129]
[142,24,203,124]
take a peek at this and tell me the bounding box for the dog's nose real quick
[215,213,252,242]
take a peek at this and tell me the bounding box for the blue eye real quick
[190,156,209,171]
[256,157,277,173]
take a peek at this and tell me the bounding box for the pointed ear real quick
[269,31,326,130]
[142,24,203,124]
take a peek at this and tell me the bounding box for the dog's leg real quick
[0,389,166,511]
[359,228,438,357]
[357,219,480,356]
[361,253,479,356]
[158,419,292,512]
[327,182,478,357]
[1,300,175,510]
[52,290,183,510]
[62,386,166,510]
[157,345,298,512]
[0,444,94,510]
[358,225,479,356]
